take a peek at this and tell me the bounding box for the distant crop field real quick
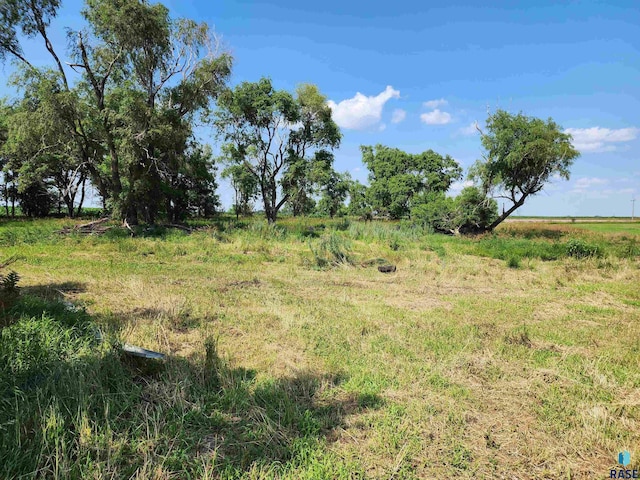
[557,222,640,233]
[1,217,639,479]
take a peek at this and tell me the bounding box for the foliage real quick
[0,257,19,314]
[0,0,232,223]
[215,78,341,223]
[471,109,580,231]
[565,238,603,259]
[17,180,56,217]
[316,170,351,218]
[222,163,259,218]
[346,180,371,218]
[412,187,498,234]
[361,144,462,219]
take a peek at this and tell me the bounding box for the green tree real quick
[361,145,462,219]
[215,78,341,223]
[346,180,370,218]
[0,0,231,223]
[316,170,351,218]
[1,71,91,217]
[221,163,258,219]
[411,187,498,235]
[471,109,579,231]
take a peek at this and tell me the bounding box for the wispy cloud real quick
[459,121,479,136]
[571,177,609,193]
[564,127,639,153]
[420,109,452,125]
[391,109,406,124]
[423,98,448,109]
[328,86,400,130]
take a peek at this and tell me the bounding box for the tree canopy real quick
[471,109,580,231]
[214,78,341,223]
[0,0,231,223]
[361,144,462,219]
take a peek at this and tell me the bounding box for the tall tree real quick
[1,70,92,217]
[0,0,231,223]
[471,109,579,231]
[215,78,341,223]
[361,144,462,219]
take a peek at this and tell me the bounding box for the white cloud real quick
[571,177,609,193]
[564,127,640,153]
[420,109,452,125]
[391,109,406,124]
[327,86,400,130]
[459,121,479,136]
[423,98,448,109]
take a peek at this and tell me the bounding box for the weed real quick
[507,256,521,269]
[309,233,353,267]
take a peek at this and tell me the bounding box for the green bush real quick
[507,256,521,269]
[565,239,603,259]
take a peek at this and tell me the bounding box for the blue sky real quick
[1,0,639,216]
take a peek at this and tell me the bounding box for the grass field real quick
[1,216,639,479]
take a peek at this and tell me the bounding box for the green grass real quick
[1,216,639,478]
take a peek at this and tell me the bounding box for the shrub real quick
[507,256,521,269]
[565,239,603,259]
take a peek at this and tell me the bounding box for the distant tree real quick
[471,109,579,231]
[0,103,17,216]
[316,170,351,218]
[163,144,219,221]
[412,187,498,235]
[221,163,258,219]
[346,180,371,218]
[1,71,90,217]
[361,145,462,219]
[215,79,341,223]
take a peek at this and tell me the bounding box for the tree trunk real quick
[3,184,8,217]
[77,178,86,216]
[486,196,526,232]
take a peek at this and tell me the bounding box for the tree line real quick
[0,0,580,233]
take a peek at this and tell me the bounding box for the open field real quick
[1,217,640,479]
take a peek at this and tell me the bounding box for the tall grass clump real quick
[310,233,353,268]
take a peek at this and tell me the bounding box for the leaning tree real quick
[471,109,580,231]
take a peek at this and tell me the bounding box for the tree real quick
[221,163,258,219]
[316,170,351,218]
[411,187,498,235]
[1,70,91,217]
[346,180,370,218]
[471,109,579,231]
[18,180,55,217]
[361,145,462,219]
[215,78,341,223]
[0,0,231,223]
